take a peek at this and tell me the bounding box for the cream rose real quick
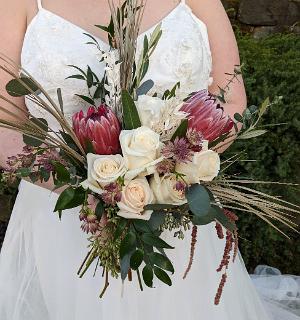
[136,95,165,128]
[120,126,163,179]
[176,150,220,184]
[81,153,126,194]
[150,174,187,205]
[117,178,154,220]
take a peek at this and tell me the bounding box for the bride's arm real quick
[188,0,247,130]
[0,0,28,168]
[0,0,60,192]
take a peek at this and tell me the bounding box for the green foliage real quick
[226,32,300,273]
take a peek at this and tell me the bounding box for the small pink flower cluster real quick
[101,182,122,206]
[79,212,99,234]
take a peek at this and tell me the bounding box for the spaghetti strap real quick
[37,0,43,10]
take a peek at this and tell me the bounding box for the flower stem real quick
[137,268,144,292]
[99,269,110,298]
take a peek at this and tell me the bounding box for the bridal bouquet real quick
[0,0,299,304]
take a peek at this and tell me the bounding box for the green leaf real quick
[67,65,87,77]
[149,252,174,273]
[23,134,44,147]
[213,206,236,232]
[120,253,132,281]
[133,220,151,233]
[130,249,144,270]
[95,200,105,220]
[186,184,211,217]
[54,186,85,215]
[144,203,177,211]
[66,74,86,80]
[23,117,48,147]
[75,94,95,106]
[121,90,141,130]
[171,119,188,141]
[143,35,149,58]
[17,167,31,177]
[141,59,149,80]
[120,231,136,259]
[59,131,80,153]
[6,77,39,97]
[148,211,166,231]
[259,97,270,118]
[114,218,127,240]
[234,113,243,123]
[136,79,154,96]
[153,266,172,286]
[87,66,94,88]
[141,233,174,249]
[53,162,70,183]
[142,265,153,287]
[238,129,268,140]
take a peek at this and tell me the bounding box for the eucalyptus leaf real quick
[136,79,154,96]
[186,184,211,217]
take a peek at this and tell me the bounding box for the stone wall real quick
[221,0,300,37]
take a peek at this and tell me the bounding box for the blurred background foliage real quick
[0,30,299,273]
[225,32,300,274]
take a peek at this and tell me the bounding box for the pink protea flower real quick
[180,90,234,142]
[72,104,121,155]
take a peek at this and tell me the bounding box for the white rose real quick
[120,126,163,179]
[150,174,187,205]
[81,153,126,194]
[117,178,154,220]
[136,95,165,128]
[176,150,220,184]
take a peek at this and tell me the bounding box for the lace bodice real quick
[21,0,212,129]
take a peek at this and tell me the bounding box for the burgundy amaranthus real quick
[214,209,239,305]
[183,225,198,279]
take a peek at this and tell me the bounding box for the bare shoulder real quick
[0,0,27,53]
[187,0,230,24]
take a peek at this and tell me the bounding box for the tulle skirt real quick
[0,180,298,320]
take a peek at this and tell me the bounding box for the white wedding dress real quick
[0,1,299,319]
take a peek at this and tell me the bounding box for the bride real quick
[0,0,298,319]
